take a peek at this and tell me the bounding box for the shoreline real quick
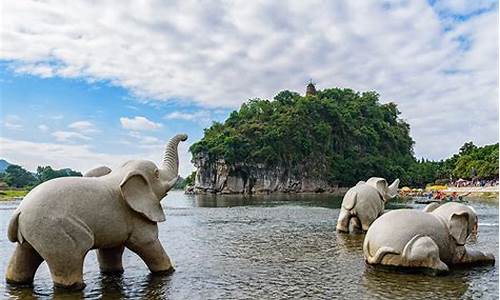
[442,186,499,193]
[442,186,498,202]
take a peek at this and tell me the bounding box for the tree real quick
[452,143,498,180]
[3,165,38,188]
[173,172,196,189]
[36,166,82,183]
[185,171,196,186]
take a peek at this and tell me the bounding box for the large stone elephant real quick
[336,177,399,233]
[363,202,494,274]
[5,134,188,290]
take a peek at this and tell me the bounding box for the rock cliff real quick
[192,152,347,195]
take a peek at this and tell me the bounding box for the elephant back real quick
[343,184,383,210]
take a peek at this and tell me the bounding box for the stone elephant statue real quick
[363,202,494,274]
[336,177,399,233]
[5,134,188,290]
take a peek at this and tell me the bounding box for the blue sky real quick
[0,67,231,176]
[0,0,498,176]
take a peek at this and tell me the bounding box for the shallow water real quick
[0,191,497,299]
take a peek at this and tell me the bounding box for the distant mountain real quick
[0,159,11,173]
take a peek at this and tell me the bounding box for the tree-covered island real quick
[190,86,498,194]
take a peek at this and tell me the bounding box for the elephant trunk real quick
[162,134,188,179]
[387,179,400,199]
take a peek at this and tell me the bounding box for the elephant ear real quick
[449,212,469,245]
[366,178,388,199]
[120,171,165,223]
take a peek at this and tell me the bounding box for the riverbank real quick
[443,185,499,193]
[441,186,498,202]
[0,189,28,201]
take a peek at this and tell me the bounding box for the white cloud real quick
[0,1,498,160]
[52,131,91,142]
[164,110,212,125]
[68,120,100,133]
[3,115,23,130]
[4,122,23,130]
[120,116,162,131]
[0,137,195,177]
[38,124,49,131]
[127,131,161,144]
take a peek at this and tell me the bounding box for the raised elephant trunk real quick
[387,179,400,199]
[162,134,188,179]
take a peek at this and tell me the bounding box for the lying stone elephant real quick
[336,177,399,233]
[5,134,188,290]
[363,202,494,274]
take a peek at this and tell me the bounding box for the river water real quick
[0,191,498,299]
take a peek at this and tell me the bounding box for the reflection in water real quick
[95,273,125,299]
[0,191,498,299]
[335,232,365,253]
[362,265,469,299]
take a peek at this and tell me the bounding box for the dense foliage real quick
[36,166,82,183]
[190,88,415,186]
[1,165,38,188]
[0,164,82,188]
[405,142,499,187]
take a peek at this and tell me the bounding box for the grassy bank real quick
[0,189,29,201]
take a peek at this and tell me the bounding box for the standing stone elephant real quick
[336,177,399,233]
[363,202,494,274]
[5,134,188,290]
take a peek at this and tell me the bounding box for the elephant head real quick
[365,177,400,202]
[119,134,188,222]
[427,202,479,238]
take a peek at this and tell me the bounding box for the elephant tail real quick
[7,210,22,243]
[365,240,399,264]
[343,189,357,211]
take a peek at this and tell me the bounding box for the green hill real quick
[190,88,414,187]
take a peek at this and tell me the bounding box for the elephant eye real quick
[154,169,159,179]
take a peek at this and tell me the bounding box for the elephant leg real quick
[126,239,174,274]
[349,216,363,233]
[356,214,372,232]
[5,243,44,285]
[98,246,125,274]
[46,253,87,290]
[454,247,495,265]
[336,208,351,232]
[402,234,449,273]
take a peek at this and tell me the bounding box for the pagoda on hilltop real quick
[306,80,317,96]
